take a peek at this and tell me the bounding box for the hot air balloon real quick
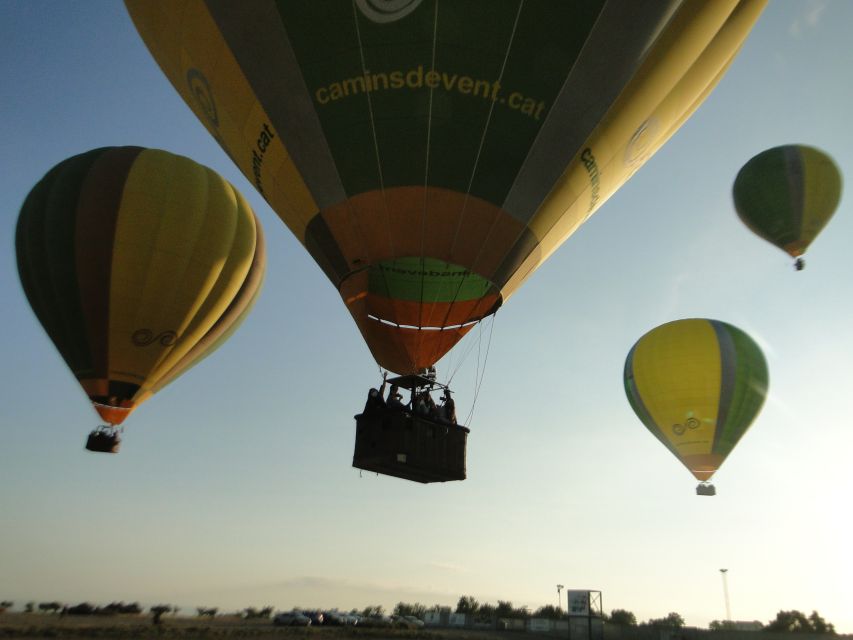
[126,0,764,481]
[733,145,842,270]
[16,147,266,452]
[624,319,768,495]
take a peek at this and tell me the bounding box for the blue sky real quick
[1,0,851,631]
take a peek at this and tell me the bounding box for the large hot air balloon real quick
[733,145,842,270]
[126,0,765,376]
[16,147,266,452]
[623,319,768,495]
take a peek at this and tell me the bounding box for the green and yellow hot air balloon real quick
[733,144,842,270]
[623,318,768,495]
[126,0,765,376]
[16,146,266,452]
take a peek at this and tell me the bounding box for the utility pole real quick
[557,584,564,611]
[720,569,732,621]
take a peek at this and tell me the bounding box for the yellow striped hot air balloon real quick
[623,319,768,495]
[733,144,842,270]
[125,0,766,376]
[16,146,265,452]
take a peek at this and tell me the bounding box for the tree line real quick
[0,598,839,633]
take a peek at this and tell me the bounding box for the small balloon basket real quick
[85,426,121,453]
[353,409,468,483]
[696,482,716,496]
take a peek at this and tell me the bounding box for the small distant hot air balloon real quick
[623,319,768,495]
[733,144,842,270]
[16,147,266,453]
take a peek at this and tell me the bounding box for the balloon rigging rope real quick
[463,311,497,428]
[438,0,524,336]
[351,0,412,370]
[415,0,441,365]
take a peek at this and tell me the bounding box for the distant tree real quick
[260,607,273,618]
[474,602,495,623]
[477,603,496,621]
[512,605,530,619]
[66,603,97,616]
[25,602,35,613]
[172,607,181,617]
[196,607,218,617]
[533,605,563,620]
[710,620,739,631]
[361,605,385,618]
[645,612,685,629]
[494,601,514,618]
[609,609,637,626]
[394,602,427,618]
[150,605,171,626]
[765,610,835,634]
[38,602,63,614]
[0,601,12,615]
[456,596,479,615]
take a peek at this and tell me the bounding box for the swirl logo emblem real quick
[355,0,424,23]
[625,117,660,168]
[672,416,700,436]
[132,329,178,347]
[186,68,219,129]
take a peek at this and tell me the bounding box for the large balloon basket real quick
[85,426,121,453]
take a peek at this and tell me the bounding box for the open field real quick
[0,614,520,640]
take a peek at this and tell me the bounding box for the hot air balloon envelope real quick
[733,144,842,262]
[126,0,765,374]
[624,318,768,485]
[16,147,265,443]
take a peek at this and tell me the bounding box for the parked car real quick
[361,615,393,628]
[273,611,311,626]
[302,610,324,625]
[405,616,425,628]
[341,612,360,626]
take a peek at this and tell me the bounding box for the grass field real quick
[0,613,519,640]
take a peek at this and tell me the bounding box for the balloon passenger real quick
[387,384,405,409]
[439,390,457,425]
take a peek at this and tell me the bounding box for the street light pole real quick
[720,569,732,621]
[557,584,564,611]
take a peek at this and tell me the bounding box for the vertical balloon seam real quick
[710,320,737,458]
[784,146,806,254]
[46,155,98,378]
[724,325,768,455]
[624,343,679,458]
[78,147,144,395]
[144,199,264,398]
[16,168,65,365]
[134,160,241,398]
[109,150,209,397]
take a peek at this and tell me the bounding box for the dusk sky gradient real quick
[1,0,851,631]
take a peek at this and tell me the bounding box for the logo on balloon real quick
[672,416,700,436]
[355,0,424,23]
[186,68,219,129]
[625,117,660,167]
[132,329,178,347]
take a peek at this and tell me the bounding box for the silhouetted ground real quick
[0,614,528,640]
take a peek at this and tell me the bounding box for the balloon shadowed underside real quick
[624,319,768,482]
[733,144,842,259]
[16,147,266,426]
[126,0,766,374]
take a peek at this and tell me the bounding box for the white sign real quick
[567,591,590,616]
